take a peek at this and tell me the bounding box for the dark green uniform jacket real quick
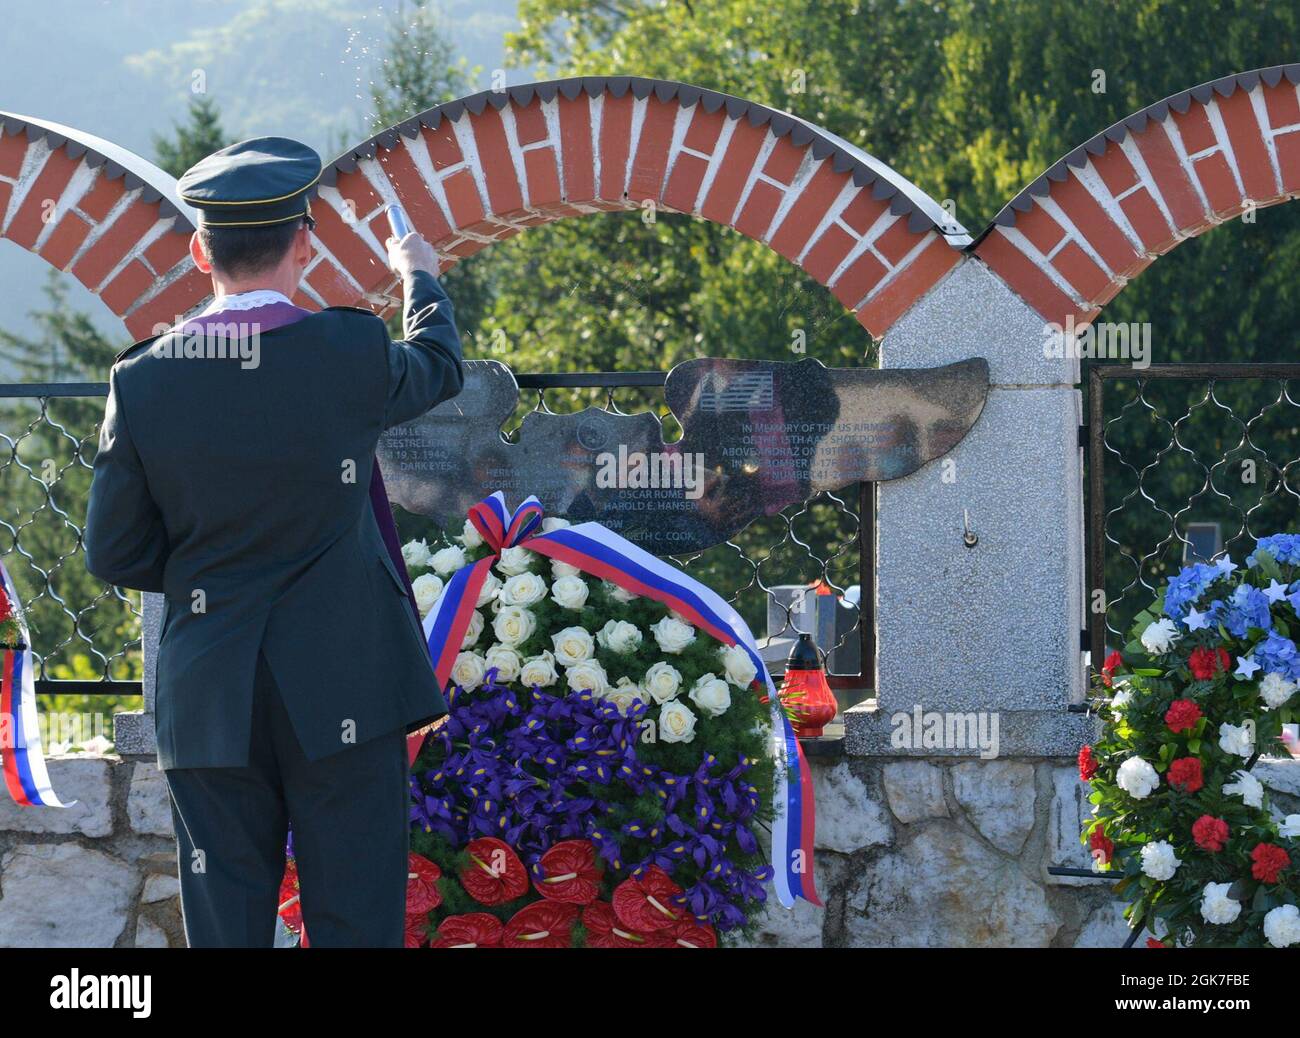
[84,270,462,769]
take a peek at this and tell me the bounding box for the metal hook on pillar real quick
[962,508,978,548]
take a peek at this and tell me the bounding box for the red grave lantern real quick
[777,632,838,738]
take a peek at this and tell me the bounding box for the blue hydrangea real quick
[1164,562,1222,620]
[1255,631,1300,683]
[1248,534,1300,567]
[1217,584,1275,638]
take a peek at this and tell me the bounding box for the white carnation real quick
[411,573,444,616]
[492,605,536,646]
[1264,904,1300,948]
[689,674,732,717]
[659,700,698,744]
[565,658,608,696]
[552,626,595,666]
[462,609,484,648]
[1279,814,1300,839]
[642,661,683,704]
[499,571,548,607]
[1218,720,1255,758]
[550,574,590,610]
[451,651,486,692]
[431,544,467,576]
[496,546,534,576]
[597,619,642,655]
[1200,882,1241,925]
[1139,840,1182,881]
[1116,756,1160,799]
[1260,672,1298,710]
[459,519,483,549]
[1141,617,1181,654]
[484,644,522,683]
[1223,769,1264,808]
[401,539,432,570]
[650,615,696,654]
[603,580,637,604]
[519,650,558,688]
[719,644,758,689]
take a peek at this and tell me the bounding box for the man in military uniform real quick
[84,137,463,947]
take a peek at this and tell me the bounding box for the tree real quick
[152,95,230,179]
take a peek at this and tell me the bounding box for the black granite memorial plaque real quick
[378,356,989,554]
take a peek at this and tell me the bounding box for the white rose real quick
[484,644,522,683]
[542,517,570,533]
[461,610,485,649]
[552,626,595,666]
[476,571,501,608]
[1223,770,1264,808]
[1265,904,1300,948]
[566,659,608,696]
[642,661,683,704]
[451,651,486,691]
[602,676,643,715]
[603,580,637,604]
[1139,840,1182,881]
[1218,720,1255,758]
[1260,672,1298,710]
[597,619,642,655]
[1116,756,1159,799]
[552,560,583,579]
[519,650,558,688]
[719,644,758,689]
[492,605,536,646]
[496,546,534,576]
[459,519,483,549]
[551,574,590,610]
[401,538,431,570]
[499,571,548,607]
[659,700,697,743]
[650,615,696,654]
[431,544,467,576]
[411,573,444,616]
[1200,881,1241,925]
[1140,617,1180,654]
[1280,814,1300,839]
[689,674,732,717]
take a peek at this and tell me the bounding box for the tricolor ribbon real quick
[414,492,820,909]
[0,559,73,807]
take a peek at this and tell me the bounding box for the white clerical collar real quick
[199,289,295,315]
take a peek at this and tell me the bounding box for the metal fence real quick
[2,373,876,702]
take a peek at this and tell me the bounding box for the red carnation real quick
[0,588,11,622]
[1168,757,1203,793]
[430,912,504,948]
[1078,745,1099,782]
[405,852,443,916]
[612,866,685,932]
[532,839,602,905]
[1251,842,1290,884]
[459,837,529,906]
[1101,651,1123,688]
[1192,815,1229,853]
[1089,828,1114,865]
[1164,698,1202,734]
[502,900,579,948]
[1189,646,1231,681]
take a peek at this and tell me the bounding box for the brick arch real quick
[0,112,210,340]
[973,64,1300,328]
[310,77,969,336]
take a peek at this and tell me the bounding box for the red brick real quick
[762,137,804,184]
[72,198,161,290]
[557,94,595,203]
[1091,145,1139,196]
[829,249,887,309]
[469,107,524,215]
[799,223,857,283]
[38,210,91,270]
[309,196,384,295]
[627,97,678,203]
[1192,152,1242,215]
[423,121,464,171]
[292,289,317,310]
[1049,174,1141,276]
[682,106,725,154]
[332,169,384,224]
[734,180,784,240]
[1276,129,1300,193]
[598,93,634,201]
[661,152,709,213]
[144,229,193,275]
[975,230,1082,326]
[1263,81,1300,129]
[0,181,11,225]
[0,130,27,179]
[1133,120,1208,233]
[441,169,486,230]
[124,270,211,339]
[1051,241,1112,302]
[1218,88,1279,202]
[1012,204,1066,256]
[1172,102,1217,154]
[857,235,961,336]
[523,146,562,208]
[305,257,361,307]
[8,146,81,249]
[699,119,765,226]
[447,238,487,258]
[378,142,453,242]
[838,190,888,236]
[769,162,851,262]
[100,259,155,313]
[1118,189,1176,253]
[513,98,549,146]
[76,174,127,221]
[871,215,925,266]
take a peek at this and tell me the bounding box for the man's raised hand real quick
[387,232,440,279]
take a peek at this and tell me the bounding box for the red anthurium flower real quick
[406,853,443,916]
[278,859,303,932]
[1192,815,1229,853]
[502,900,579,947]
[612,866,685,932]
[1168,757,1203,793]
[1089,828,1114,865]
[1188,646,1231,681]
[1078,745,1099,782]
[404,915,429,948]
[662,918,718,949]
[430,912,505,948]
[459,837,529,906]
[1146,938,1166,949]
[1101,651,1123,688]
[1164,699,1202,734]
[533,839,602,904]
[1251,842,1290,884]
[582,900,664,948]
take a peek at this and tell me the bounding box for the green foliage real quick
[152,95,231,178]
